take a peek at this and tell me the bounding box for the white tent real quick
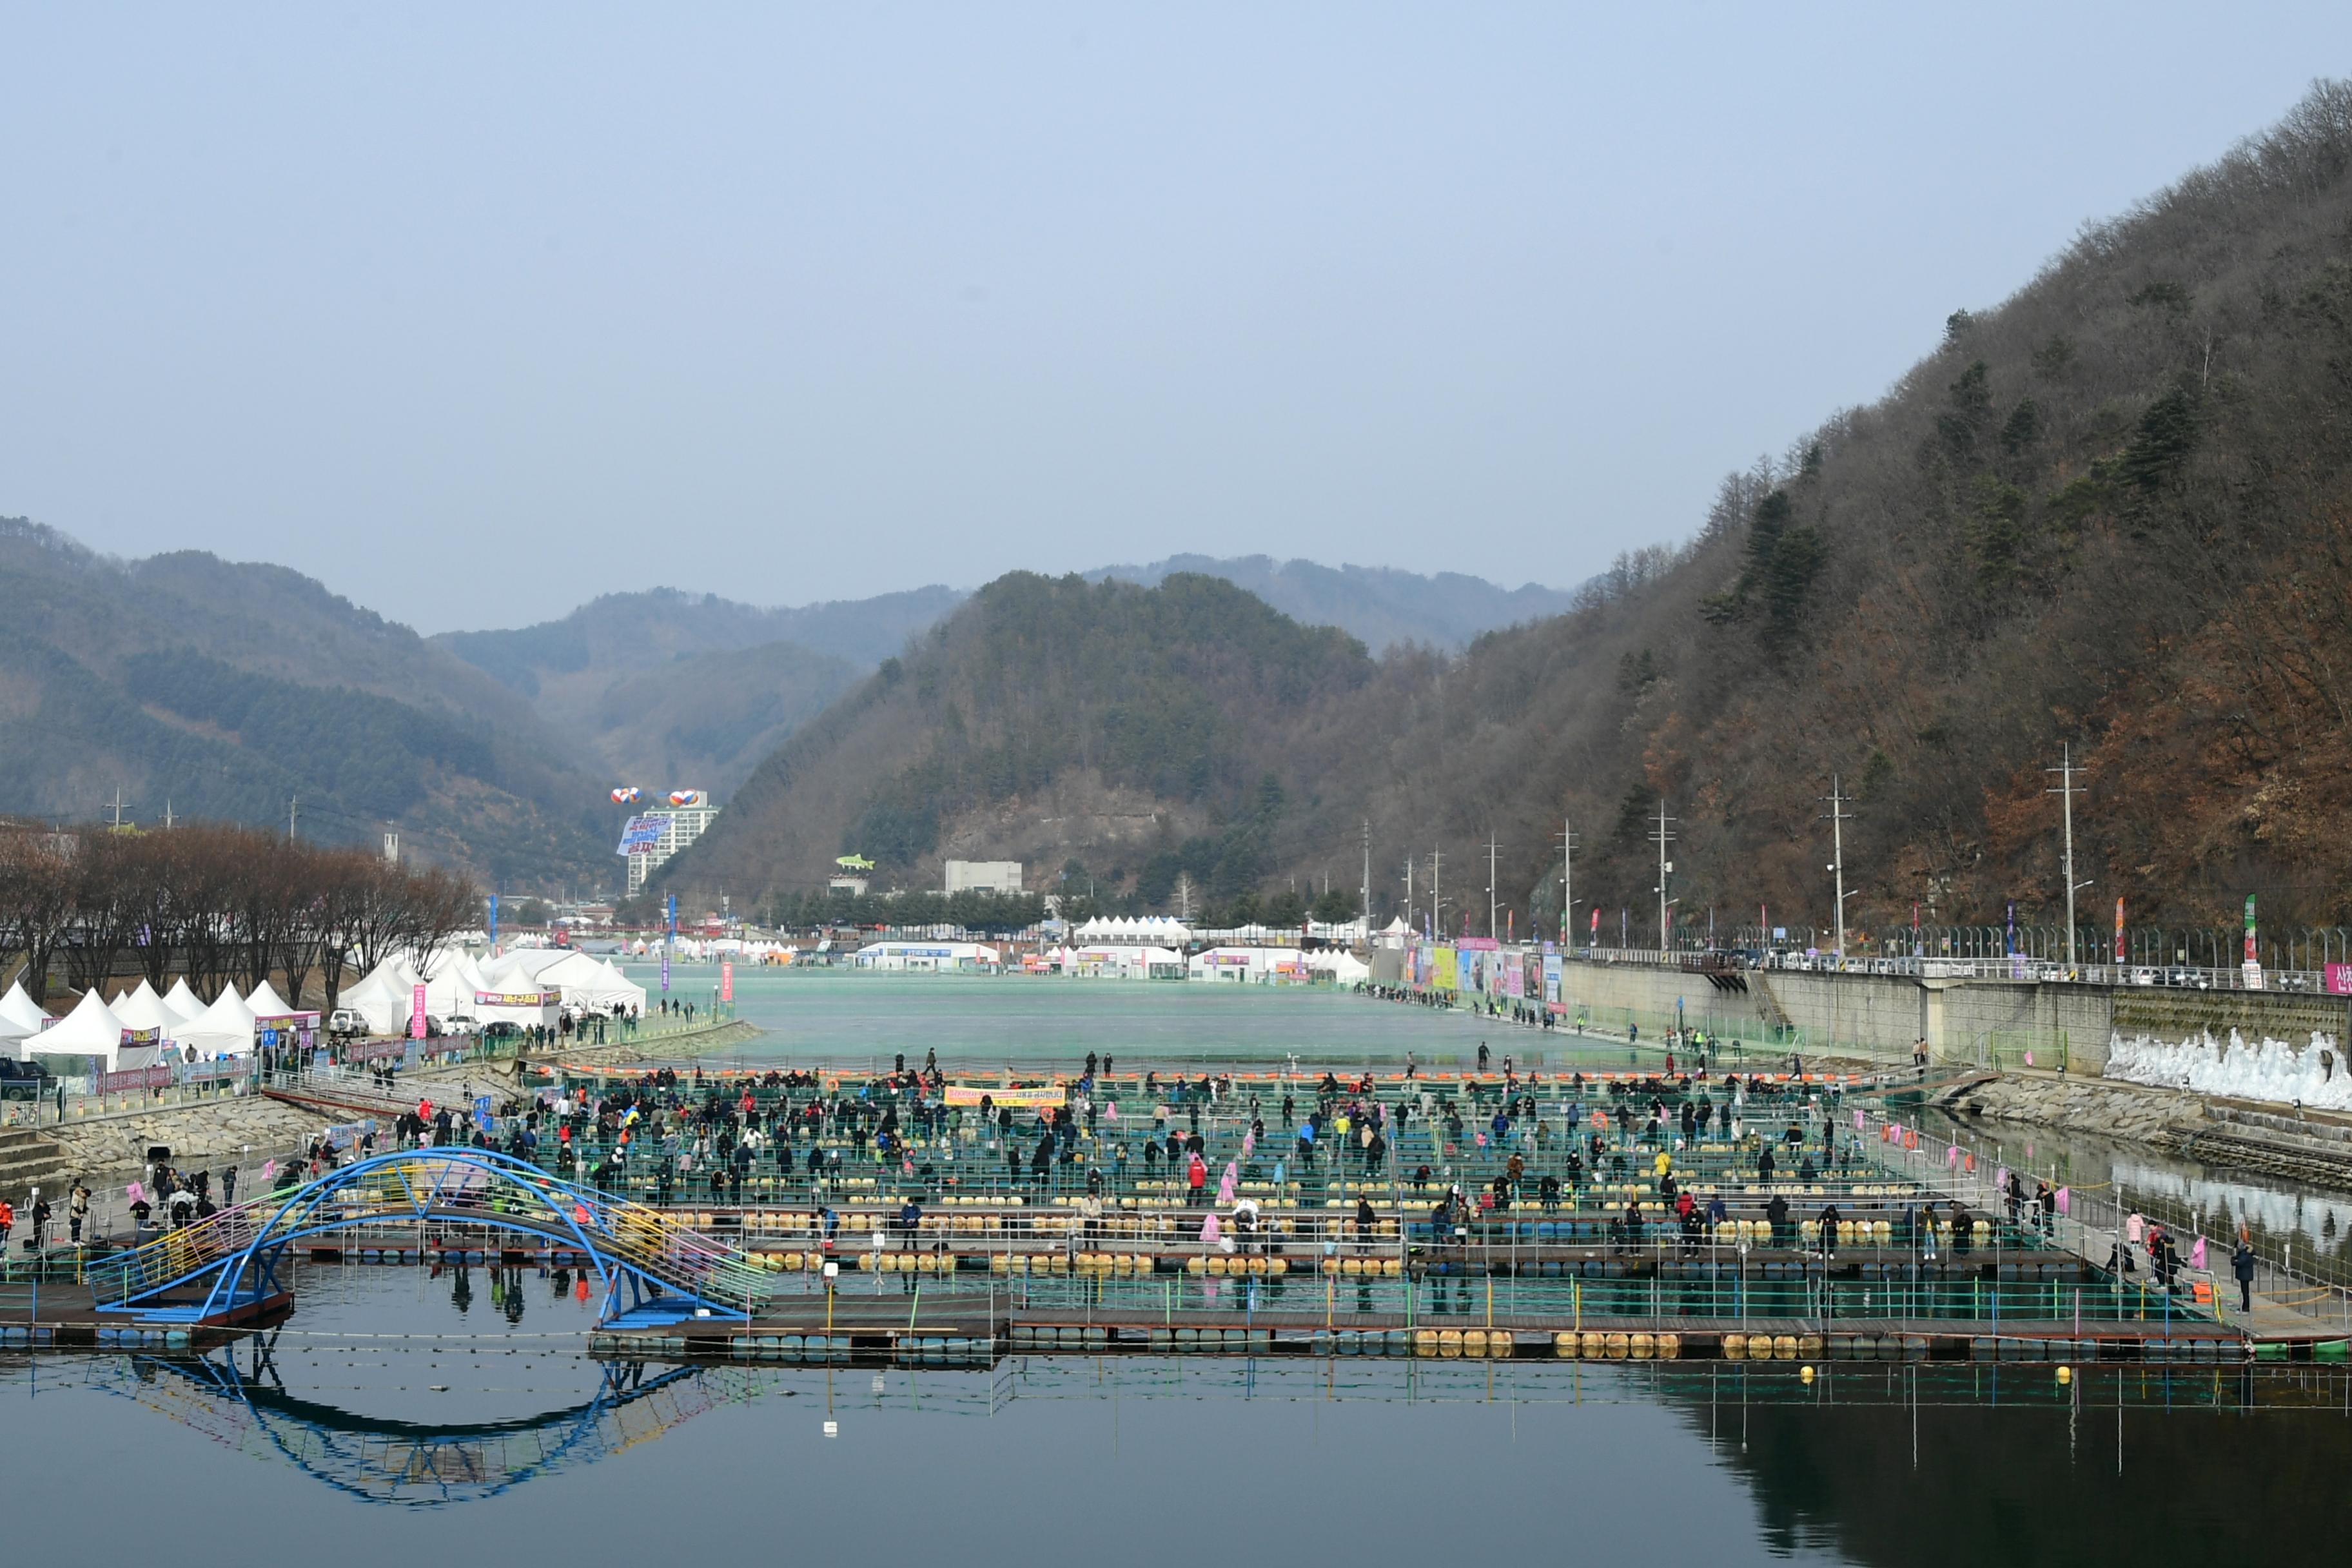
[176,985,259,1058]
[0,981,54,1041]
[421,954,494,1019]
[109,979,182,1037]
[1305,950,1373,985]
[340,956,424,1035]
[23,989,159,1070]
[499,948,645,1011]
[243,979,299,1019]
[162,977,207,1023]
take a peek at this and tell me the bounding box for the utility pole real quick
[1402,859,1413,934]
[1821,776,1852,958]
[1556,818,1578,944]
[1649,799,1676,952]
[162,799,175,830]
[288,794,299,842]
[1430,847,1443,938]
[2046,745,2085,970]
[1486,832,1499,940]
[1360,819,1371,939]
[109,789,126,829]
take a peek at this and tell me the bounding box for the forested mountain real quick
[434,558,1576,792]
[651,84,2352,939]
[0,522,609,884]
[1086,554,1581,651]
[652,571,1375,906]
[433,585,952,793]
[1347,81,2352,942]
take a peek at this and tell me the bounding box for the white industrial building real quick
[854,940,1003,972]
[943,859,1024,894]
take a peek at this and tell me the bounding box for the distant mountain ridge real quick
[1083,555,1582,651]
[430,562,1579,797]
[0,518,609,884]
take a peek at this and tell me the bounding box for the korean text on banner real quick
[943,1083,1068,1109]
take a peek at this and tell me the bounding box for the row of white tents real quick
[0,946,649,1071]
[338,946,646,1035]
[0,975,311,1070]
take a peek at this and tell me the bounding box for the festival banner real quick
[721,960,734,1002]
[1433,947,1458,991]
[2114,897,2126,963]
[943,1083,1067,1108]
[1543,952,1563,1010]
[410,983,428,1039]
[474,990,559,1008]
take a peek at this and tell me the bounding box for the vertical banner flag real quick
[721,960,734,1003]
[2243,892,2260,987]
[1589,906,1600,943]
[487,893,499,955]
[410,983,427,1040]
[2114,898,2125,963]
[663,892,676,994]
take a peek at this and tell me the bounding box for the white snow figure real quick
[2104,1028,2349,1110]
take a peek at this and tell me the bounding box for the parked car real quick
[326,1008,367,1040]
[442,1015,478,1036]
[0,1059,50,1099]
[2128,967,2159,986]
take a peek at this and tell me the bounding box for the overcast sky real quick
[3,6,2345,634]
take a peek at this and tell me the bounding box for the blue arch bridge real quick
[88,1149,781,1328]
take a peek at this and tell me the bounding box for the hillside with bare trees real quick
[652,83,2352,943]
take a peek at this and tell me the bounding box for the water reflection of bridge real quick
[86,1335,779,1507]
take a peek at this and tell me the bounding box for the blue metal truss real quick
[97,1148,750,1327]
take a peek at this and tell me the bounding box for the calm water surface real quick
[2,1265,2344,1565]
[7,975,2341,1563]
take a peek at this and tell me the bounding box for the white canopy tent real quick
[242,979,300,1020]
[0,981,54,1044]
[109,979,182,1037]
[497,948,645,1012]
[162,978,207,1023]
[175,986,259,1059]
[339,956,424,1035]
[22,989,162,1071]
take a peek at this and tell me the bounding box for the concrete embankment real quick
[1938,1071,2352,1191]
[1,1095,344,1208]
[1543,956,2352,1074]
